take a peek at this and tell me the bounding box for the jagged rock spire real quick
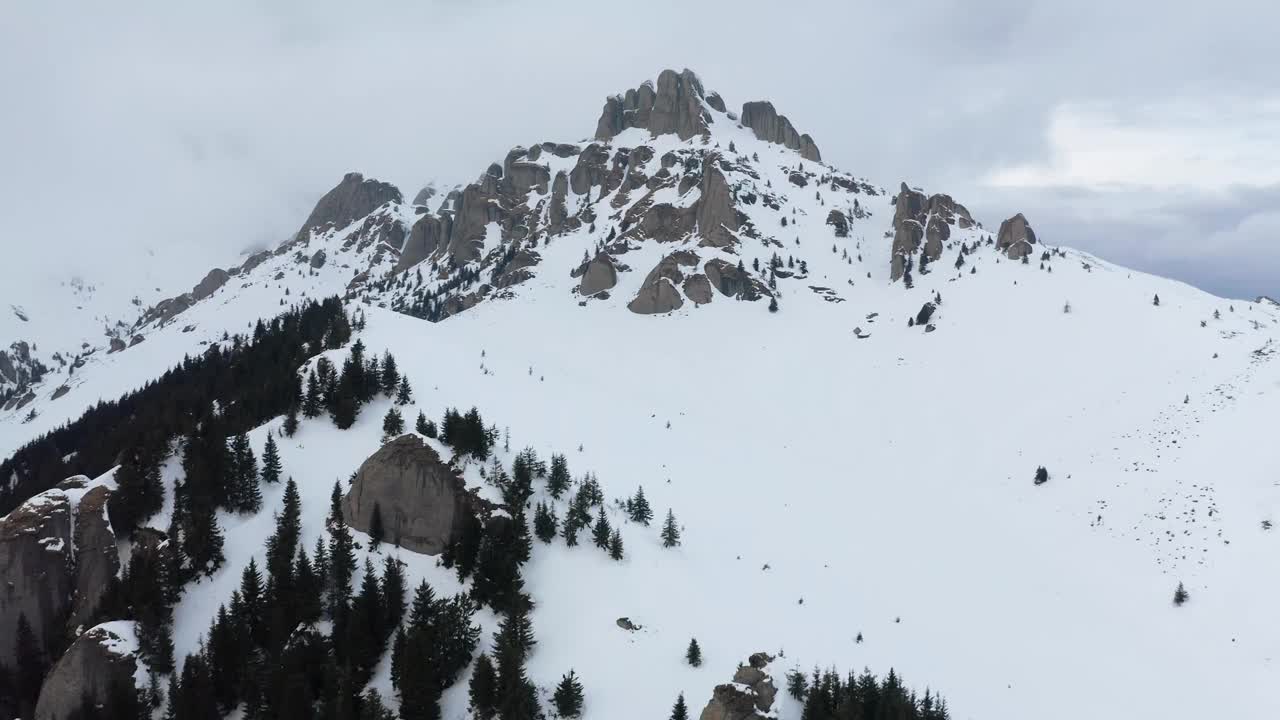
[594,68,714,141]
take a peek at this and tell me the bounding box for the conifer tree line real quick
[1,297,352,516]
[786,666,951,720]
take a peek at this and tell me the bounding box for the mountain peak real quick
[592,69,822,162]
[594,68,714,142]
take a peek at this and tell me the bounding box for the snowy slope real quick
[4,69,1280,720]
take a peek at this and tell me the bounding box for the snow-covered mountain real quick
[3,68,1279,720]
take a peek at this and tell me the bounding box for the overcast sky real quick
[2,0,1277,309]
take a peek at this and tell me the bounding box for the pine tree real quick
[303,369,322,418]
[14,613,46,717]
[1174,581,1189,606]
[294,548,322,624]
[562,510,579,547]
[552,670,585,718]
[382,407,404,442]
[229,433,261,513]
[261,435,282,484]
[592,507,612,550]
[381,555,407,629]
[396,376,413,405]
[328,482,357,617]
[331,355,362,429]
[266,478,302,591]
[670,693,689,720]
[533,501,557,543]
[348,558,387,678]
[360,689,395,720]
[547,453,570,499]
[661,509,681,548]
[628,486,653,525]
[283,407,300,437]
[415,411,429,435]
[369,502,385,549]
[185,499,226,575]
[608,529,624,561]
[380,352,400,397]
[1034,466,1049,485]
[469,652,499,720]
[686,637,702,667]
[786,669,809,700]
[1153,293,1161,306]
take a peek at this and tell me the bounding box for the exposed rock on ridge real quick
[595,69,714,142]
[297,172,402,241]
[740,101,822,162]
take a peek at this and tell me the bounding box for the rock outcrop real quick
[696,158,740,248]
[34,621,141,720]
[68,486,119,633]
[0,490,74,667]
[298,172,402,240]
[698,652,778,720]
[343,435,481,555]
[628,252,699,314]
[595,69,713,142]
[0,341,46,400]
[412,183,438,207]
[996,213,1037,259]
[191,268,230,302]
[890,184,977,280]
[396,214,453,273]
[740,101,821,162]
[704,259,766,301]
[826,209,850,238]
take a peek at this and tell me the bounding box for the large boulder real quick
[34,621,142,720]
[997,213,1037,259]
[0,490,74,667]
[67,486,119,634]
[343,435,479,555]
[298,172,402,240]
[627,252,698,315]
[739,101,821,162]
[575,254,619,296]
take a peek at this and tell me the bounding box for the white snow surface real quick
[3,106,1280,720]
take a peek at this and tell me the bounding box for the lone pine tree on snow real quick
[670,692,690,720]
[686,637,702,667]
[1173,581,1189,606]
[662,509,681,547]
[552,669,585,717]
